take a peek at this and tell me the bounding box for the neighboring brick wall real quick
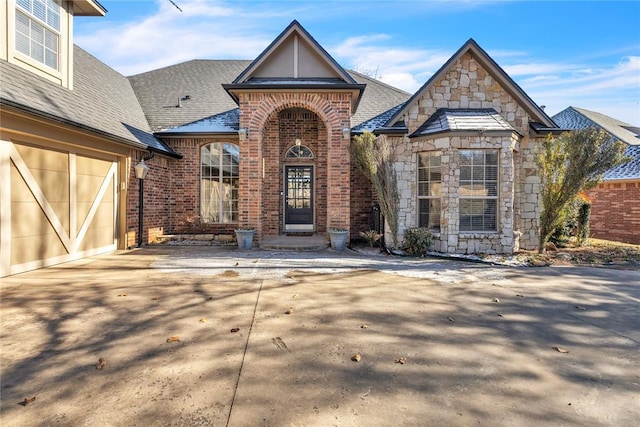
[587,181,640,244]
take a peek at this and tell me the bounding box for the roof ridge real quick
[347,69,412,96]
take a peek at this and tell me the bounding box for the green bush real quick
[402,228,433,256]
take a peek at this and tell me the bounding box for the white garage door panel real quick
[1,140,118,277]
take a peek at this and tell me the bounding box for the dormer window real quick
[15,0,61,70]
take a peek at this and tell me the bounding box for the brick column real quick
[326,125,350,231]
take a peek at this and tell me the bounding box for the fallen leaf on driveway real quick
[394,357,406,364]
[219,270,239,278]
[117,294,127,297]
[230,328,240,333]
[151,296,160,300]
[553,346,569,353]
[284,309,293,315]
[351,353,361,362]
[360,324,369,329]
[497,313,504,317]
[95,357,107,370]
[493,298,500,303]
[199,317,207,323]
[21,396,36,406]
[516,294,524,298]
[575,305,586,311]
[166,336,180,342]
[447,316,455,322]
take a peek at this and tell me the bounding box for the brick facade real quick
[237,91,353,241]
[587,181,640,244]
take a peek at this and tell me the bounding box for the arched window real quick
[201,143,239,223]
[285,144,314,159]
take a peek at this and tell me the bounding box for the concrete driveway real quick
[1,246,638,426]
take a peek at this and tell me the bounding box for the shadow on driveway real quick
[1,247,638,426]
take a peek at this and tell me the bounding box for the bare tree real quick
[351,132,400,248]
[537,128,628,252]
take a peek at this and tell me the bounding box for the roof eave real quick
[223,83,366,112]
[409,129,520,140]
[156,131,239,139]
[71,0,107,16]
[1,99,181,158]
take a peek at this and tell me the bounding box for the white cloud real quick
[73,1,640,125]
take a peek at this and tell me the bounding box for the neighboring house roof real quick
[410,108,517,138]
[552,106,639,146]
[386,38,557,130]
[0,46,179,158]
[553,106,640,181]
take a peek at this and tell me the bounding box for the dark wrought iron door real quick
[284,166,314,230]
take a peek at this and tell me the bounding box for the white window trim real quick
[200,143,239,224]
[15,0,61,71]
[417,151,442,231]
[458,149,499,233]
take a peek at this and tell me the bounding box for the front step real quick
[260,234,329,251]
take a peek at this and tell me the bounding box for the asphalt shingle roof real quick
[411,108,516,137]
[128,60,251,132]
[131,61,411,133]
[553,106,640,180]
[0,46,178,157]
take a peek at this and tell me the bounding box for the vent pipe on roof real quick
[177,95,191,108]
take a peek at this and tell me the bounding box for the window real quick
[201,143,239,223]
[417,151,441,230]
[15,0,61,70]
[459,150,498,232]
[285,144,314,159]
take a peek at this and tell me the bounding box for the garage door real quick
[1,141,118,277]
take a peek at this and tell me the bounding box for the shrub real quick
[359,230,382,247]
[402,228,433,256]
[575,201,591,246]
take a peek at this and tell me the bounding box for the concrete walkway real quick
[1,246,638,426]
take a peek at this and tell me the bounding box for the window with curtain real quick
[201,143,239,223]
[459,150,498,232]
[15,0,60,70]
[417,151,442,230]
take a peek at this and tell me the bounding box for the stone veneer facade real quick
[391,52,544,253]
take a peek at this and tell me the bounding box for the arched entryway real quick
[262,107,328,235]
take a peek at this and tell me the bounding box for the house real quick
[1,1,561,277]
[553,107,640,244]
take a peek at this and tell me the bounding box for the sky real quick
[74,0,640,125]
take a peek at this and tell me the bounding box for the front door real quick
[284,165,314,231]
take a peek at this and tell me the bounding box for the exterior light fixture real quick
[238,128,247,141]
[134,158,150,247]
[134,159,149,180]
[342,126,351,140]
[295,138,302,147]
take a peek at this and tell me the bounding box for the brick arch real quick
[247,93,342,135]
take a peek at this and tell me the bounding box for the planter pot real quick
[235,229,255,249]
[328,229,348,251]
